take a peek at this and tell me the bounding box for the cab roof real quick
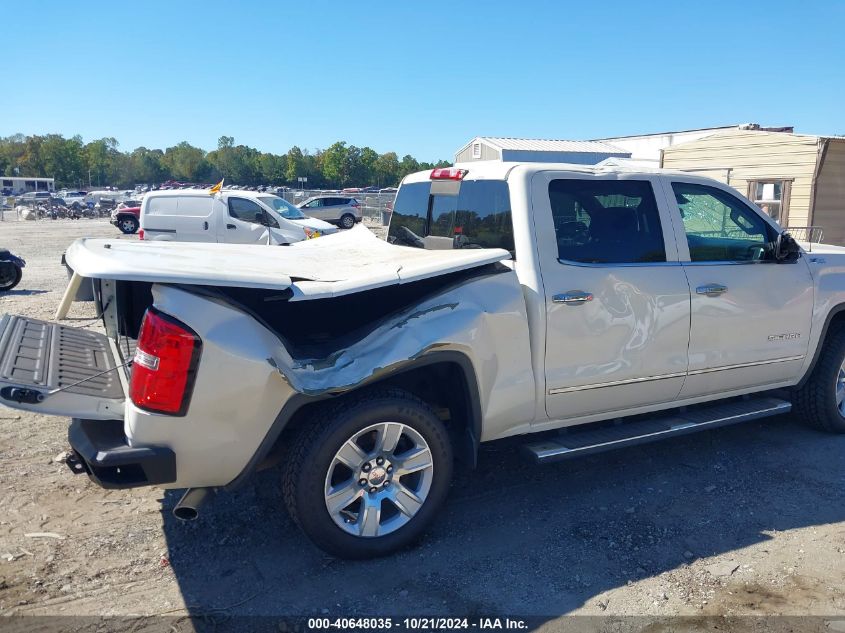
[401,161,691,184]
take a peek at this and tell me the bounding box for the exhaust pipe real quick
[173,488,211,521]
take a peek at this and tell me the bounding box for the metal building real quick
[1,176,55,195]
[455,137,630,165]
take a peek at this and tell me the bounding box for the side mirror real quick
[255,211,267,225]
[775,231,801,263]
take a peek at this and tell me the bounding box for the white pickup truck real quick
[1,162,843,559]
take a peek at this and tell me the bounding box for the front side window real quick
[228,197,265,225]
[549,179,666,264]
[303,199,322,208]
[388,180,514,255]
[672,182,775,262]
[748,180,790,223]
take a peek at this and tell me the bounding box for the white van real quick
[139,189,337,244]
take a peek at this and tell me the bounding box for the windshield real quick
[258,195,306,220]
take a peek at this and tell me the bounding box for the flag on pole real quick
[209,179,224,195]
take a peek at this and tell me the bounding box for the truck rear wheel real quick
[339,213,356,229]
[282,388,453,559]
[793,326,845,433]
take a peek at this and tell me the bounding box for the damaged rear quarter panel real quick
[276,269,537,442]
[126,270,535,488]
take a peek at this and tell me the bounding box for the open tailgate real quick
[0,315,125,419]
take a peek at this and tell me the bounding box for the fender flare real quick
[796,303,845,388]
[224,350,483,490]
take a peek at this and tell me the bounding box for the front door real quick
[219,196,272,244]
[301,198,328,221]
[533,172,692,422]
[664,179,814,398]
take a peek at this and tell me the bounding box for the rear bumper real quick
[68,418,176,489]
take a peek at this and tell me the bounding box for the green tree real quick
[399,154,420,179]
[162,141,210,182]
[84,137,120,187]
[374,151,400,187]
[284,146,305,183]
[40,134,85,187]
[321,141,349,187]
[129,147,166,185]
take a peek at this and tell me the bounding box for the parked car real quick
[2,162,839,561]
[297,195,362,229]
[15,191,54,207]
[139,189,337,244]
[110,204,141,234]
[60,191,88,208]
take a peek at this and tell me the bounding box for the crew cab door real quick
[532,172,691,421]
[663,178,813,398]
[0,314,125,419]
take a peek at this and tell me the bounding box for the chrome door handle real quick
[553,291,594,304]
[696,284,728,297]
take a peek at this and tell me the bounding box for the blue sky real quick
[5,0,843,161]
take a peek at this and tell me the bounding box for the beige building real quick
[661,128,845,244]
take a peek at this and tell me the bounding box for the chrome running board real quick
[524,396,791,464]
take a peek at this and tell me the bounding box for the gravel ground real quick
[1,217,844,629]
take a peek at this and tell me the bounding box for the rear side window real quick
[549,179,665,264]
[388,180,514,255]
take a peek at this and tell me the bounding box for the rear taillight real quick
[430,167,467,180]
[138,229,145,240]
[130,308,201,415]
[351,201,360,207]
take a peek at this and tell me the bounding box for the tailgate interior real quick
[0,314,125,418]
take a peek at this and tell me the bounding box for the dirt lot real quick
[1,218,844,629]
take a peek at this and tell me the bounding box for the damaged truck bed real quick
[64,226,513,299]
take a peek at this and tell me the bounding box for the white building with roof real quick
[595,124,794,164]
[455,137,630,165]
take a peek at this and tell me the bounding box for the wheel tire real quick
[0,264,22,292]
[339,214,356,230]
[793,325,845,433]
[118,216,139,234]
[282,387,453,559]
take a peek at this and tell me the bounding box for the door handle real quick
[227,223,236,229]
[203,221,208,230]
[553,291,594,305]
[696,284,728,297]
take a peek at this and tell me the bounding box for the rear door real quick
[533,172,692,421]
[0,314,125,419]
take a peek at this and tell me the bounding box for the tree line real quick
[0,134,451,189]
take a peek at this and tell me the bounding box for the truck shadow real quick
[160,414,845,627]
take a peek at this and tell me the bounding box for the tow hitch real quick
[64,451,88,476]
